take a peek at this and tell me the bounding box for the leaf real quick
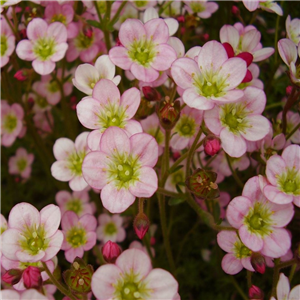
[86,20,102,30]
[168,198,185,206]
[169,164,184,174]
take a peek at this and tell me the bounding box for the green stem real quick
[143,233,154,264]
[162,130,171,178]
[271,259,281,297]
[93,245,106,265]
[282,88,300,134]
[41,262,77,300]
[138,198,144,213]
[286,121,300,141]
[247,270,252,289]
[156,187,186,199]
[109,1,128,26]
[93,1,103,23]
[289,263,297,282]
[264,102,284,111]
[3,12,20,40]
[230,276,248,300]
[225,153,244,188]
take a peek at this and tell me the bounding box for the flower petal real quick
[51,161,74,182]
[221,253,243,275]
[239,225,264,252]
[27,18,48,41]
[92,79,120,105]
[32,59,55,76]
[151,44,177,71]
[121,87,140,119]
[220,129,247,158]
[119,19,146,48]
[145,18,169,44]
[40,204,61,238]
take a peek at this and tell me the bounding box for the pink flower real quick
[0,18,15,68]
[51,132,90,191]
[82,127,158,213]
[8,147,34,179]
[184,0,218,19]
[276,111,300,144]
[1,100,24,147]
[270,273,300,300]
[109,18,177,82]
[226,176,294,258]
[1,202,63,262]
[286,15,300,45]
[264,144,300,207]
[55,189,95,217]
[61,211,97,263]
[242,0,283,15]
[171,41,247,111]
[0,289,48,300]
[96,213,126,244]
[204,87,270,157]
[16,18,68,75]
[91,248,179,300]
[22,266,42,289]
[76,79,142,151]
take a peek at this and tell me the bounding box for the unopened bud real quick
[14,69,30,81]
[204,136,221,156]
[136,98,155,119]
[142,86,161,101]
[231,5,240,15]
[101,241,122,263]
[176,15,185,23]
[222,42,235,58]
[158,99,180,130]
[250,252,266,274]
[83,27,93,38]
[2,269,23,285]
[249,285,264,300]
[286,85,293,95]
[23,266,42,289]
[133,213,150,240]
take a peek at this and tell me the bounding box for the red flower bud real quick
[23,266,42,289]
[14,69,30,81]
[204,136,221,156]
[2,269,23,285]
[286,85,293,95]
[133,213,150,240]
[231,5,240,15]
[251,252,266,274]
[101,241,122,263]
[202,33,209,41]
[150,237,156,246]
[176,15,185,23]
[142,86,161,102]
[249,285,264,300]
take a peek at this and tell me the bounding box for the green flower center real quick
[66,227,87,248]
[66,199,83,215]
[134,0,148,7]
[175,115,196,137]
[117,163,133,182]
[104,222,117,235]
[190,2,205,13]
[51,14,67,24]
[48,80,59,93]
[278,167,300,195]
[233,239,252,259]
[75,32,94,50]
[68,151,86,176]
[20,227,48,255]
[3,114,17,133]
[244,201,273,236]
[33,38,56,61]
[17,158,27,172]
[36,96,48,109]
[128,39,156,67]
[1,35,8,56]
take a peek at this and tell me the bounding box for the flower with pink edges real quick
[109,18,177,82]
[1,100,24,147]
[91,248,179,300]
[220,23,275,62]
[226,176,294,258]
[73,55,121,96]
[286,15,300,45]
[0,18,15,68]
[270,273,300,300]
[55,189,95,217]
[263,144,300,207]
[16,18,68,75]
[82,126,158,213]
[96,213,126,244]
[171,40,247,111]
[0,289,48,300]
[242,0,283,15]
[8,147,34,179]
[76,79,142,151]
[51,131,90,191]
[184,0,219,19]
[1,202,63,263]
[204,86,270,157]
[217,230,255,275]
[129,240,155,257]
[61,211,97,263]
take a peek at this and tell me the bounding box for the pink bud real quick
[133,213,150,240]
[22,266,42,289]
[231,5,240,15]
[222,42,235,58]
[83,28,93,38]
[203,33,209,41]
[251,252,266,274]
[2,269,23,285]
[150,236,156,246]
[14,69,29,81]
[286,85,293,95]
[249,285,264,300]
[101,241,122,263]
[177,15,185,23]
[142,86,161,101]
[204,136,221,156]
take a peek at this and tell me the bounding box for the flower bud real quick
[1,269,23,285]
[23,266,42,289]
[63,257,94,295]
[14,69,31,81]
[133,212,150,240]
[102,241,122,263]
[136,98,155,120]
[249,285,264,300]
[286,85,293,95]
[176,15,185,23]
[142,86,161,102]
[186,168,219,200]
[204,136,221,156]
[158,99,180,130]
[222,42,235,58]
[250,252,266,274]
[231,5,240,15]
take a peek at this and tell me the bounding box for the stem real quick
[93,1,103,23]
[230,276,248,300]
[271,259,281,297]
[109,1,128,26]
[143,233,154,263]
[289,263,297,282]
[264,102,284,111]
[138,198,144,213]
[162,130,171,178]
[247,270,252,289]
[286,121,300,141]
[225,153,244,188]
[3,12,20,40]
[156,187,186,199]
[42,262,77,300]
[93,245,106,265]
[282,88,300,134]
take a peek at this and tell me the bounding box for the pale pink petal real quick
[289,285,300,300]
[50,43,68,62]
[0,290,20,300]
[242,176,265,202]
[121,87,140,119]
[204,106,222,135]
[151,44,177,71]
[1,229,23,260]
[92,79,120,105]
[40,204,61,238]
[82,232,96,251]
[79,214,97,231]
[264,185,293,204]
[47,22,67,43]
[32,59,55,75]
[87,130,102,151]
[65,247,84,262]
[221,253,243,275]
[129,167,157,197]
[51,161,74,181]
[119,19,146,48]
[95,55,115,80]
[116,227,126,242]
[253,47,274,62]
[131,63,159,82]
[242,86,266,114]
[183,88,215,110]
[282,144,300,170]
[165,18,179,36]
[42,230,64,261]
[61,211,78,231]
[16,40,35,61]
[168,37,185,58]
[239,225,263,252]
[16,249,45,262]
[170,134,189,150]
[261,229,291,258]
[266,155,286,185]
[219,25,239,49]
[116,248,152,280]
[22,289,48,300]
[145,18,169,44]
[76,97,101,129]
[241,115,270,141]
[75,131,89,152]
[271,202,294,227]
[217,231,237,253]
[27,18,48,41]
[213,90,244,103]
[130,133,158,166]
[98,213,111,225]
[241,257,255,271]
[91,264,122,300]
[109,46,132,70]
[123,120,143,136]
[53,137,75,160]
[220,129,247,158]
[242,30,261,52]
[73,64,98,95]
[278,39,297,65]
[80,45,98,63]
[69,176,89,192]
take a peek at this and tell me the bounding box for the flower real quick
[286,15,300,45]
[109,18,177,82]
[0,18,15,68]
[242,0,283,15]
[1,202,63,262]
[184,0,218,19]
[0,289,48,300]
[16,18,68,75]
[133,212,150,239]
[91,248,179,300]
[96,213,126,244]
[1,100,24,147]
[270,273,300,300]
[76,79,142,151]
[263,144,300,207]
[226,176,294,258]
[51,132,90,191]
[171,40,247,111]
[8,147,34,179]
[82,127,158,213]
[61,211,97,263]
